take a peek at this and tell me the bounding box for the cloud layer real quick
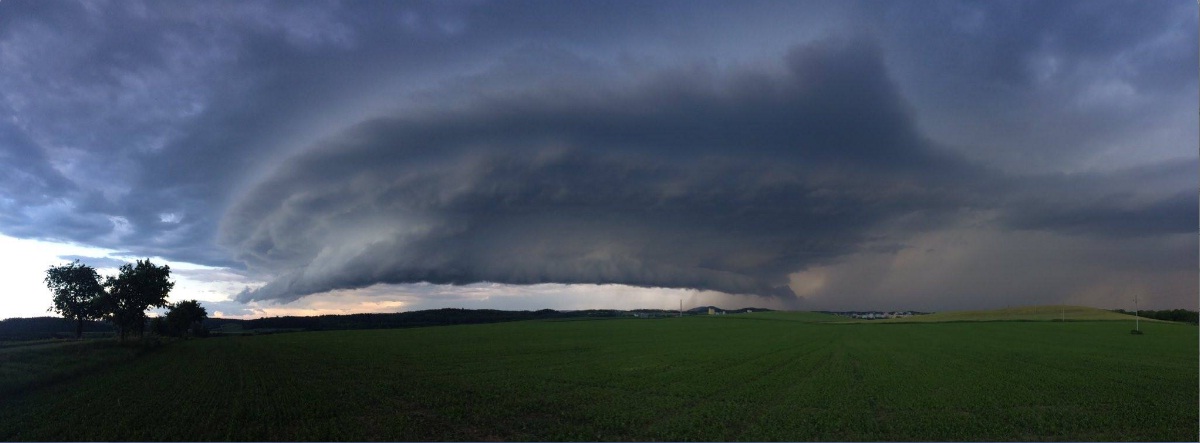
[222,37,1194,303]
[1,1,1195,312]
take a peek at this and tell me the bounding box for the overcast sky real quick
[1,0,1196,319]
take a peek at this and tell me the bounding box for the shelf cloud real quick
[1,1,1195,314]
[222,37,1194,304]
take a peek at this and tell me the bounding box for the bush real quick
[150,317,170,337]
[189,323,209,338]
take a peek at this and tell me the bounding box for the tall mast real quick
[1134,294,1139,332]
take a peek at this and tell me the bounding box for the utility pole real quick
[1134,294,1140,332]
[679,299,683,318]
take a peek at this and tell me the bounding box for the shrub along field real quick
[1,311,1195,441]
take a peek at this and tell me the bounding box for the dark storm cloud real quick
[0,119,116,243]
[0,0,518,266]
[223,38,986,303]
[56,255,128,269]
[1011,192,1196,238]
[876,0,1194,90]
[873,0,1198,171]
[1,1,1194,310]
[223,22,1196,303]
[0,121,72,207]
[0,0,761,266]
[999,160,1198,238]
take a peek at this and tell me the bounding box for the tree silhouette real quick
[101,259,174,340]
[44,260,105,339]
[166,300,207,337]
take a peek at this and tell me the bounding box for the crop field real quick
[1,311,1196,441]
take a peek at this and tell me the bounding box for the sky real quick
[1,0,1196,320]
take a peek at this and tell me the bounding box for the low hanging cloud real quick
[222,36,1195,305]
[223,39,981,303]
[996,160,1197,238]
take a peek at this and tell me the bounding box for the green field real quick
[1,312,1196,441]
[0,339,151,396]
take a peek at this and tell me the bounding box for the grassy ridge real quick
[1,315,1196,441]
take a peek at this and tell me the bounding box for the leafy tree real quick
[149,316,170,336]
[165,300,207,337]
[44,260,105,339]
[102,259,174,340]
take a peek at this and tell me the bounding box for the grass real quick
[0,312,1196,441]
[0,339,155,396]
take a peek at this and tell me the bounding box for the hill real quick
[873,305,1153,323]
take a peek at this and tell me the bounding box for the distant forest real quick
[1,306,773,341]
[0,317,114,341]
[1110,309,1199,325]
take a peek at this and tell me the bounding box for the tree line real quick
[0,317,111,341]
[1111,308,1199,324]
[44,259,208,340]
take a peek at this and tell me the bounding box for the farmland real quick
[1,310,1196,441]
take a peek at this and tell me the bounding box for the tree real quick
[44,261,105,339]
[102,259,174,340]
[149,316,170,336]
[165,300,207,337]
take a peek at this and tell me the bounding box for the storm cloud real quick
[1,1,1195,314]
[221,36,1192,304]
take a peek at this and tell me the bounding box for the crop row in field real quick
[1,313,1196,441]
